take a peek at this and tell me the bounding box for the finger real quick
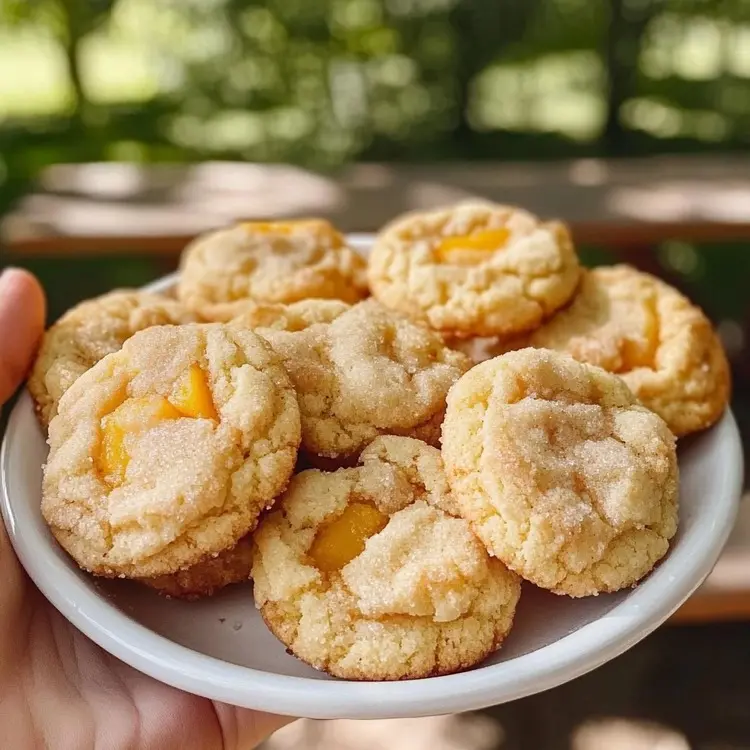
[0,268,46,405]
[0,268,45,593]
[212,704,296,750]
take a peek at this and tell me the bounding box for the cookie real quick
[252,436,521,680]
[367,202,581,338]
[233,299,471,462]
[28,290,197,427]
[446,335,522,365]
[42,324,301,579]
[177,219,368,321]
[521,265,730,436]
[141,534,254,600]
[442,349,678,598]
[231,298,351,332]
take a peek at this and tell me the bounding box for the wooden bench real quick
[2,156,748,624]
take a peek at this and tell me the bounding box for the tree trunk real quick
[452,60,475,154]
[63,35,87,117]
[60,0,90,124]
[449,6,476,155]
[447,0,539,156]
[602,0,628,154]
[602,0,655,155]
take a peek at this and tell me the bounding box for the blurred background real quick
[1,0,750,747]
[1,0,749,171]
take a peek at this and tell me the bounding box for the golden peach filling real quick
[607,295,659,372]
[240,219,344,248]
[435,227,510,265]
[308,502,388,572]
[241,221,293,234]
[97,395,181,483]
[96,364,217,485]
[628,297,659,369]
[170,363,218,420]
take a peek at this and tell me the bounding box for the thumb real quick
[0,268,46,636]
[0,268,46,405]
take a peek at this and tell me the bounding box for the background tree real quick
[0,0,120,123]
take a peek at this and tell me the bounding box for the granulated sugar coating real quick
[235,299,471,463]
[28,289,197,427]
[177,219,368,321]
[442,348,679,598]
[367,201,581,338]
[517,265,730,437]
[252,436,521,680]
[141,533,254,600]
[41,324,301,579]
[231,298,351,332]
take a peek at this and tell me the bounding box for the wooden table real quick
[3,154,750,256]
[2,155,748,624]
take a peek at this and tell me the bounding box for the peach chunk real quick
[435,227,510,265]
[169,363,218,420]
[240,221,292,234]
[308,502,388,572]
[621,296,660,371]
[240,219,344,248]
[97,395,181,484]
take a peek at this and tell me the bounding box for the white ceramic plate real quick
[0,237,744,719]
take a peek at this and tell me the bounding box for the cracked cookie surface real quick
[520,265,730,436]
[252,436,521,680]
[231,298,351,332]
[141,534,254,599]
[233,299,470,462]
[367,202,581,338]
[42,324,301,579]
[29,290,197,427]
[442,349,679,598]
[177,219,368,321]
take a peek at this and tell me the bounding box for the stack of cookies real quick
[31,203,729,681]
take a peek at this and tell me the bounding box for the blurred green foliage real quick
[1,0,749,217]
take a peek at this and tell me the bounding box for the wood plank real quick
[3,155,750,255]
[671,593,750,624]
[6,220,750,258]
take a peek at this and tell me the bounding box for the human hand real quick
[0,268,293,749]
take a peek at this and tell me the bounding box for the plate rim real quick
[0,250,744,719]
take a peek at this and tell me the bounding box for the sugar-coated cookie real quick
[233,299,470,463]
[368,202,581,338]
[231,298,351,332]
[29,290,197,427]
[141,534,254,600]
[522,265,730,436]
[252,436,521,680]
[442,349,678,598]
[178,219,368,320]
[42,324,301,579]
